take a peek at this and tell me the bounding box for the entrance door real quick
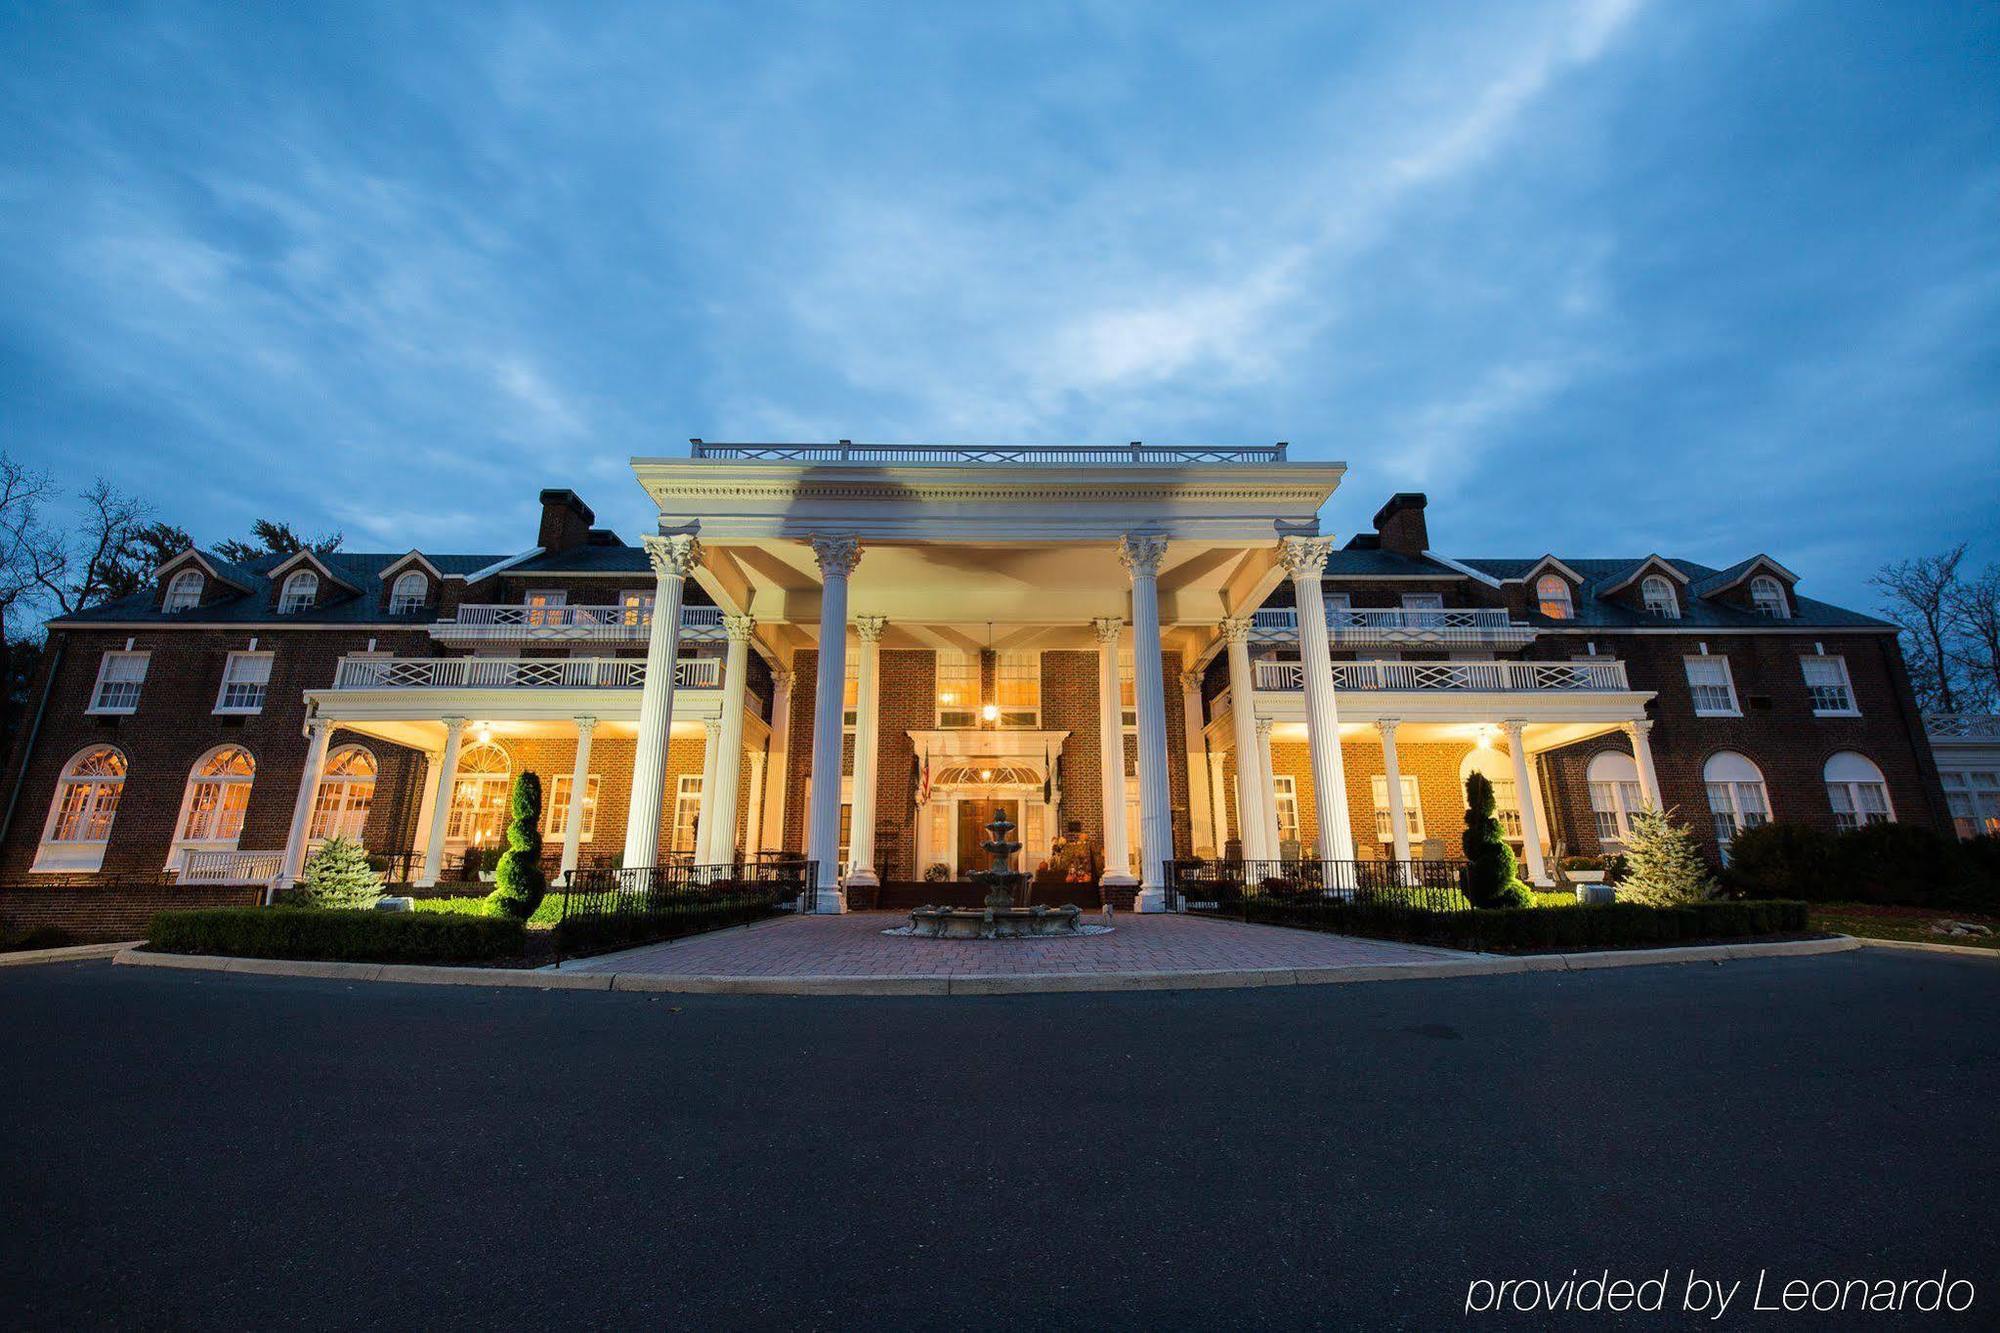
[957,800,1019,873]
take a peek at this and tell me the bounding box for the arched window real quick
[1535,575,1572,620]
[163,569,204,612]
[1825,752,1893,830]
[35,747,127,872]
[176,746,255,847]
[1641,575,1679,618]
[388,571,428,616]
[1749,575,1788,618]
[278,570,318,614]
[446,742,511,846]
[310,745,377,842]
[1703,751,1770,859]
[1586,750,1644,844]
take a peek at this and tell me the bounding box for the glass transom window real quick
[163,569,204,612]
[278,570,318,614]
[1641,575,1680,618]
[1750,576,1789,618]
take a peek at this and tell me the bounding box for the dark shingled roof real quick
[1453,556,1892,631]
[1321,549,1463,578]
[507,545,654,575]
[53,550,508,626]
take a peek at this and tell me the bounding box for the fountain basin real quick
[903,904,1088,939]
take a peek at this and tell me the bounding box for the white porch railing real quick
[432,605,724,643]
[687,439,1288,464]
[1926,713,2000,739]
[180,848,286,884]
[331,656,723,690]
[1252,658,1630,692]
[1250,605,1535,647]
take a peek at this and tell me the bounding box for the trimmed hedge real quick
[148,907,526,963]
[1725,823,1998,912]
[1233,898,1809,952]
[553,900,783,956]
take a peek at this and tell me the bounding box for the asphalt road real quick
[3,952,1996,1330]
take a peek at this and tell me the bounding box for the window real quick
[1941,770,2000,839]
[1641,575,1679,618]
[1461,751,1523,841]
[389,571,428,615]
[43,747,127,846]
[1703,751,1770,861]
[1587,751,1645,843]
[1401,593,1443,627]
[1750,576,1789,618]
[163,570,204,612]
[445,742,511,845]
[176,746,255,845]
[89,651,149,714]
[1535,575,1572,620]
[1272,774,1300,848]
[1684,655,1739,716]
[842,653,860,729]
[995,651,1040,727]
[1802,655,1857,715]
[277,570,318,614]
[1370,774,1426,842]
[671,774,703,855]
[309,746,376,842]
[1117,651,1137,729]
[214,652,273,714]
[936,650,978,728]
[619,589,653,627]
[546,774,602,841]
[524,589,566,627]
[1825,752,1893,830]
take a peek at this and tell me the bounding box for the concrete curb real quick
[111,934,1862,996]
[1854,936,2000,959]
[0,940,142,968]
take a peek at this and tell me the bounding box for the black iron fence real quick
[554,859,817,961]
[1166,858,1472,916]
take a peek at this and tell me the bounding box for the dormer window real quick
[389,571,428,616]
[278,571,318,614]
[162,570,204,612]
[1641,575,1679,618]
[1750,575,1788,618]
[1535,575,1573,620]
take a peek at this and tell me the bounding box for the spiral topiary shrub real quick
[485,772,547,921]
[1462,772,1529,908]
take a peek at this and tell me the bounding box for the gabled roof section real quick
[1691,554,1801,599]
[1598,555,1689,597]
[267,547,361,594]
[153,548,259,595]
[1319,548,1464,579]
[378,550,444,582]
[1508,555,1586,586]
[508,544,657,575]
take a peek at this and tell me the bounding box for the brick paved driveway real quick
[564,911,1460,978]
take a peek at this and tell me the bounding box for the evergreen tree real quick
[1618,806,1715,905]
[296,836,383,909]
[486,772,547,920]
[1462,773,1530,908]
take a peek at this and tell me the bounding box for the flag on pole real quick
[916,744,932,807]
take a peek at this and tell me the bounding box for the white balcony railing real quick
[331,656,723,691]
[1926,713,2000,739]
[688,439,1287,465]
[1252,658,1629,692]
[432,605,725,643]
[1251,605,1535,647]
[179,848,286,884]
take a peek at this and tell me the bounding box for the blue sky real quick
[2,0,1994,607]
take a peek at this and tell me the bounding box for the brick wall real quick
[1,885,264,943]
[1268,739,1479,858]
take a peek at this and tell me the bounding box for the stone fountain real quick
[903,808,1091,939]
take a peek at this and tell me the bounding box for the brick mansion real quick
[0,442,1958,912]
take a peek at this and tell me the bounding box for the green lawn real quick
[1809,902,2000,950]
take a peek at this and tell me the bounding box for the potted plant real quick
[922,862,952,884]
[1558,854,1615,904]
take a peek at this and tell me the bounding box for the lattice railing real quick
[1250,658,1628,692]
[434,604,725,642]
[688,440,1287,465]
[1249,605,1534,646]
[1926,713,2000,739]
[332,656,722,690]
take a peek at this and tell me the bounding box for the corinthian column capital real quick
[1277,535,1335,578]
[1092,617,1124,645]
[1117,534,1169,578]
[722,612,756,642]
[644,533,704,578]
[1219,615,1254,644]
[854,615,888,642]
[809,533,863,579]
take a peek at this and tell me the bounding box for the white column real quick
[1280,537,1353,861]
[1220,617,1268,861]
[1377,719,1411,865]
[704,613,755,864]
[1180,669,1216,857]
[622,533,701,870]
[1626,719,1661,809]
[418,717,467,887]
[1256,717,1282,857]
[805,534,860,911]
[743,747,768,857]
[696,718,723,862]
[277,718,335,885]
[559,716,596,882]
[1093,617,1135,886]
[1503,719,1548,885]
[760,668,794,850]
[845,615,886,886]
[1207,749,1231,850]
[412,750,442,879]
[1120,535,1175,911]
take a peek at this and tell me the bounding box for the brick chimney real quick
[537,489,596,554]
[1372,493,1429,558]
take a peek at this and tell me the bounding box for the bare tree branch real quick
[1872,544,1970,713]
